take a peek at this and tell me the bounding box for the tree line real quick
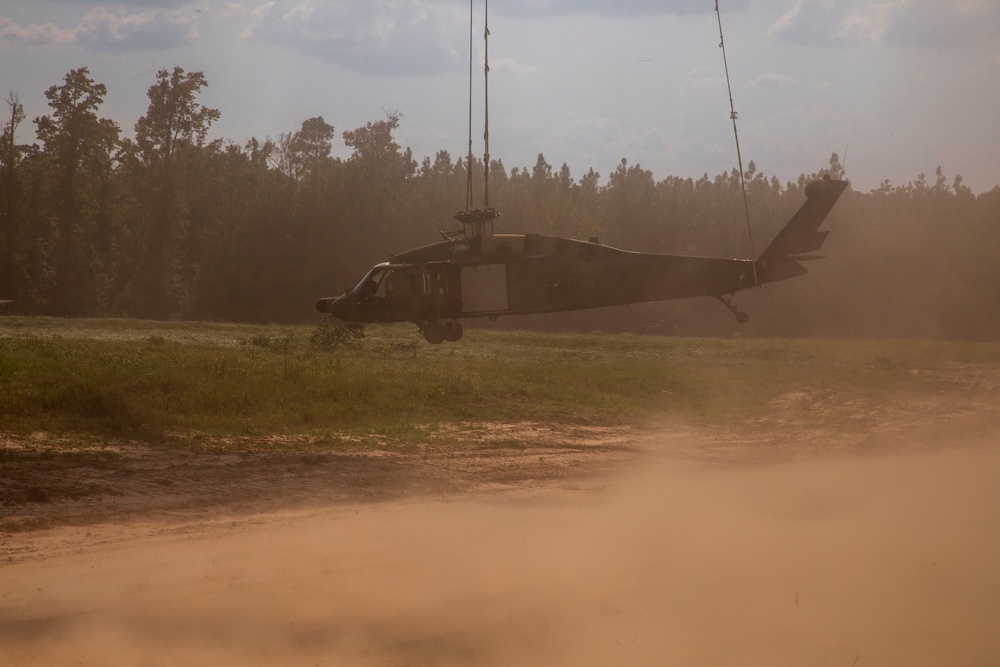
[2,67,998,339]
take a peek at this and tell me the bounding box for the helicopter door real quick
[386,268,428,309]
[461,264,508,313]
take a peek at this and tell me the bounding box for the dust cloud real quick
[4,445,1000,666]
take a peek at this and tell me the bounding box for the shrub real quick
[310,317,366,350]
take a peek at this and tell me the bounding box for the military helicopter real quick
[316,176,846,343]
[315,3,849,344]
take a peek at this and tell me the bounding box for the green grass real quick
[2,316,999,446]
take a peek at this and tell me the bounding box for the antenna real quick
[715,0,758,287]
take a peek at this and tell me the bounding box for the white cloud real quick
[811,80,835,93]
[77,7,200,52]
[0,17,76,47]
[497,0,751,19]
[748,72,796,88]
[50,0,194,5]
[490,57,534,76]
[878,2,1000,49]
[0,6,199,52]
[243,0,468,76]
[219,3,247,19]
[124,0,192,5]
[839,1,907,45]
[238,0,755,77]
[767,0,861,47]
[684,65,725,91]
[768,0,1000,50]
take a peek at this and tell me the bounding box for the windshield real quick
[353,264,389,296]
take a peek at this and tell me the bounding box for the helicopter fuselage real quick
[317,177,849,343]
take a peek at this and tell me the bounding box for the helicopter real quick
[316,175,847,344]
[315,1,850,344]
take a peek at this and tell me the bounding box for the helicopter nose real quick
[316,294,358,319]
[315,296,340,313]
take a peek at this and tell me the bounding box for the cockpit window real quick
[354,266,389,298]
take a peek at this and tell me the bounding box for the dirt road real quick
[3,374,1000,665]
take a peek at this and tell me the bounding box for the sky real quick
[1,0,998,194]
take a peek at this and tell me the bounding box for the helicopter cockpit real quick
[353,263,390,299]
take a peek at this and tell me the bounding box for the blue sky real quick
[2,0,998,193]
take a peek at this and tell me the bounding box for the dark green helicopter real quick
[315,0,849,343]
[315,175,847,343]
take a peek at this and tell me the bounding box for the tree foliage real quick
[24,68,121,314]
[127,66,220,317]
[1,68,999,340]
[133,67,219,171]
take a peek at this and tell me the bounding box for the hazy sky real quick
[2,1,998,193]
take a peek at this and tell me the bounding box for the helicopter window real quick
[376,271,391,297]
[432,269,447,296]
[355,267,388,298]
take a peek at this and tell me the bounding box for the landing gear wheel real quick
[422,322,446,344]
[715,295,750,325]
[443,321,464,342]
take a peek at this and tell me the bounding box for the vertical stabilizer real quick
[755,177,848,284]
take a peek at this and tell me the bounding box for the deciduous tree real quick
[33,67,120,314]
[129,66,219,317]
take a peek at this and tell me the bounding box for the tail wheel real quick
[715,295,750,325]
[443,321,464,342]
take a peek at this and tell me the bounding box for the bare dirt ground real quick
[3,363,1000,665]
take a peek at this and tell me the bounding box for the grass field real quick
[2,316,999,446]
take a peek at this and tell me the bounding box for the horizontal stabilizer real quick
[761,258,809,283]
[784,230,829,256]
[756,177,848,285]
